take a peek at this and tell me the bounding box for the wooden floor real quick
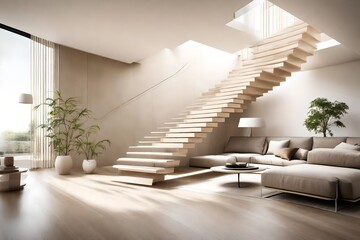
[0,167,359,240]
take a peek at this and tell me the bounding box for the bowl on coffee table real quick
[225,162,248,168]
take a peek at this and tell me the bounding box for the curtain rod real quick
[0,23,30,38]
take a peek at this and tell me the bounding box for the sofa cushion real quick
[308,148,360,169]
[275,148,298,160]
[262,164,360,200]
[293,148,309,160]
[334,142,360,151]
[261,165,339,199]
[312,137,346,149]
[266,140,290,155]
[329,167,360,200]
[189,155,236,168]
[223,137,266,154]
[250,155,306,166]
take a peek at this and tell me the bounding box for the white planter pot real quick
[82,159,97,174]
[55,155,73,175]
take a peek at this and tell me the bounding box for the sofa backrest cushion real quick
[346,137,360,145]
[224,137,266,154]
[308,148,360,169]
[266,137,313,151]
[312,137,346,149]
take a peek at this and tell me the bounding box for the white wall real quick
[226,60,360,138]
[59,41,237,167]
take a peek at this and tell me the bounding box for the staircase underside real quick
[113,22,321,185]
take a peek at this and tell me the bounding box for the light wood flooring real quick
[0,167,359,240]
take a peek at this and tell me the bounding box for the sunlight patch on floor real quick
[37,167,229,214]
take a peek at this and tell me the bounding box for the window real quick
[0,27,31,168]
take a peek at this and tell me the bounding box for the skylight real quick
[317,39,340,50]
[227,0,301,40]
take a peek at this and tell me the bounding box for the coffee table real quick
[211,165,266,188]
[0,168,28,191]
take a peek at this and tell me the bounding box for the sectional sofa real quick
[190,136,329,167]
[190,136,360,211]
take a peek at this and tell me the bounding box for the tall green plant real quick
[304,98,349,137]
[74,125,110,160]
[35,91,91,155]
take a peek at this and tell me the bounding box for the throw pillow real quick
[266,140,290,155]
[275,148,299,160]
[294,148,309,160]
[334,142,360,151]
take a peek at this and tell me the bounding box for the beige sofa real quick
[191,136,360,211]
[190,136,347,168]
[261,137,360,211]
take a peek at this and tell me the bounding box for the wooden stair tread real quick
[252,33,317,54]
[113,165,174,174]
[166,132,207,138]
[217,79,276,90]
[127,151,187,157]
[161,137,203,143]
[256,24,319,46]
[152,142,195,148]
[129,145,186,150]
[168,127,213,133]
[175,122,218,128]
[188,107,236,114]
[252,41,315,59]
[240,56,304,69]
[182,117,225,123]
[183,112,230,119]
[117,158,180,167]
[114,175,163,186]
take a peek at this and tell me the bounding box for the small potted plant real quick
[35,91,91,174]
[75,125,110,174]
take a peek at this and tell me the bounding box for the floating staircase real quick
[113,22,321,185]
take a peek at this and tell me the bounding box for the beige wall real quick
[60,40,360,168]
[59,41,237,167]
[226,60,360,138]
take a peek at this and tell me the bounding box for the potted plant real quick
[35,91,91,174]
[304,97,349,137]
[75,125,110,173]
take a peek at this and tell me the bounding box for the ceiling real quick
[0,0,254,63]
[0,0,359,65]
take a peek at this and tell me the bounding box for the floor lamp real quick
[238,117,265,137]
[18,93,33,168]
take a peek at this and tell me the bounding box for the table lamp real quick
[238,117,265,136]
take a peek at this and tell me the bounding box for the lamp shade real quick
[18,93,33,104]
[238,117,265,128]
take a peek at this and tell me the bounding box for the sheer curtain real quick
[30,36,58,169]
